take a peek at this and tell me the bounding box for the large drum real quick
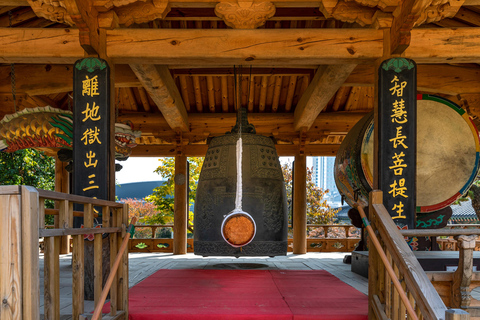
[335,94,480,213]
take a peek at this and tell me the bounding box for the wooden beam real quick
[118,111,367,138]
[63,0,100,55]
[3,63,480,98]
[0,64,139,95]
[0,0,29,5]
[107,28,384,65]
[129,65,188,132]
[389,0,432,54]
[0,29,84,64]
[130,143,340,157]
[293,64,357,132]
[4,28,480,65]
[345,64,480,95]
[406,28,480,63]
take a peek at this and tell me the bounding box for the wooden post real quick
[374,29,393,189]
[94,232,103,320]
[72,234,85,319]
[55,156,70,254]
[117,204,129,313]
[0,187,22,320]
[21,186,40,320]
[44,236,60,320]
[109,207,118,316]
[446,309,470,320]
[452,235,477,308]
[293,153,307,254]
[368,190,383,319]
[174,154,188,255]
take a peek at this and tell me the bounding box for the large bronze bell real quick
[194,108,288,257]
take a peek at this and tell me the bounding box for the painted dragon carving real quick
[0,106,141,161]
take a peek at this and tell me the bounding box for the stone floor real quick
[39,252,368,318]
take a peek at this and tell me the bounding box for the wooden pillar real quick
[173,154,188,254]
[452,235,477,308]
[293,153,307,254]
[374,29,392,190]
[55,156,70,254]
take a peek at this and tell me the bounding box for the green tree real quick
[281,162,338,226]
[0,149,56,224]
[0,149,55,190]
[145,157,204,227]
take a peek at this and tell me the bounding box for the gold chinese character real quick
[92,197,99,214]
[83,185,99,191]
[82,75,99,97]
[392,201,406,220]
[389,152,407,175]
[84,151,98,168]
[82,102,101,122]
[391,99,407,124]
[389,126,408,149]
[389,178,408,198]
[83,174,99,191]
[390,76,407,97]
[81,127,101,145]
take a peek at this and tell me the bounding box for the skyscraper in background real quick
[312,157,342,205]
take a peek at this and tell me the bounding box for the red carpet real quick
[108,269,367,320]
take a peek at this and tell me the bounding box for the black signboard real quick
[73,58,110,227]
[378,58,417,230]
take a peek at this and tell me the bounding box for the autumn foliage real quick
[281,162,339,225]
[145,157,203,226]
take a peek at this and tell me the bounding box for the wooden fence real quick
[367,190,469,320]
[0,185,129,320]
[127,224,361,253]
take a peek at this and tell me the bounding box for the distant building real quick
[116,180,166,200]
[312,157,341,205]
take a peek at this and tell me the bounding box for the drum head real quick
[361,95,480,212]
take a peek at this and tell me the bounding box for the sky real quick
[115,156,312,184]
[115,157,163,184]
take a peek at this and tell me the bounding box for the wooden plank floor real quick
[39,252,368,318]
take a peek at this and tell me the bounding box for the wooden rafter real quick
[293,64,357,132]
[129,64,188,132]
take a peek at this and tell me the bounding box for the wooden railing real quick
[0,185,129,320]
[401,228,480,316]
[367,190,468,320]
[435,224,480,251]
[128,223,361,253]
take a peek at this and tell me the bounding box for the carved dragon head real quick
[0,106,141,160]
